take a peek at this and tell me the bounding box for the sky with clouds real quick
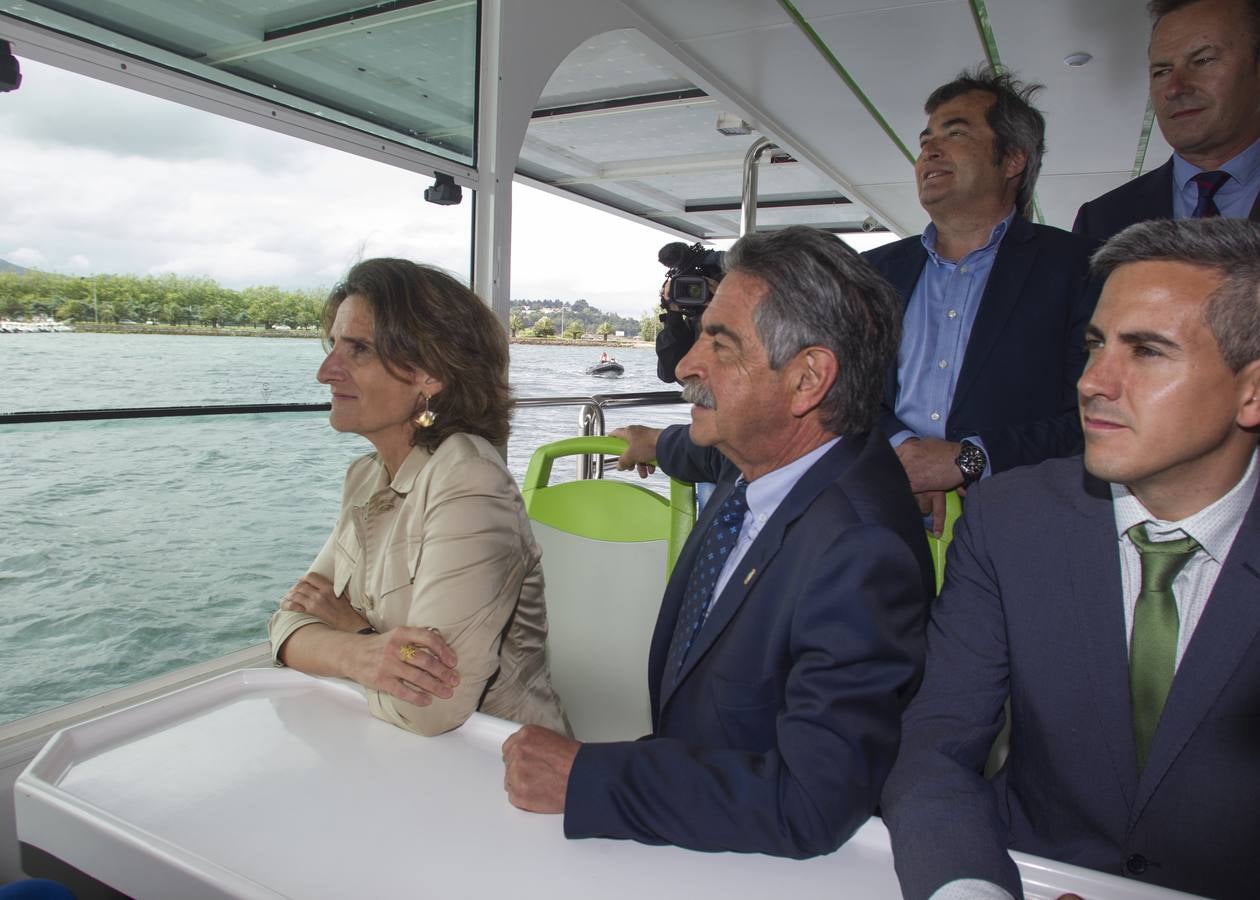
[1,58,891,318]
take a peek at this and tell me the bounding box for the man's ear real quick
[1003,147,1028,180]
[1236,358,1260,429]
[788,346,838,419]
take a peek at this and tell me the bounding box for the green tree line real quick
[2,267,667,339]
[0,269,326,328]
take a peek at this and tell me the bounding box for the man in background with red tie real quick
[499,226,933,858]
[881,217,1260,900]
[1074,0,1260,240]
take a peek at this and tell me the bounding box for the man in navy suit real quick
[1073,0,1260,241]
[864,68,1097,533]
[500,226,932,857]
[881,217,1260,900]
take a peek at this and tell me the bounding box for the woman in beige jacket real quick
[268,258,568,737]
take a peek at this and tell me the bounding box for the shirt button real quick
[959,265,969,274]
[938,359,948,369]
[363,594,375,611]
[947,309,958,319]
[1125,854,1148,875]
[930,411,941,422]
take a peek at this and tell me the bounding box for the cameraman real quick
[654,242,723,383]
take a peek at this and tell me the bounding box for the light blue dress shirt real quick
[1171,136,1260,219]
[699,436,841,623]
[889,208,1017,479]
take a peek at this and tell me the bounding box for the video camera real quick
[658,241,725,312]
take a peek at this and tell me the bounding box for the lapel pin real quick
[744,568,756,586]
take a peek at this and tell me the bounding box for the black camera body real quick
[659,242,725,312]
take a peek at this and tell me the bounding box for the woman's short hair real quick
[323,258,511,451]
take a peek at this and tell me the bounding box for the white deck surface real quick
[16,669,1199,899]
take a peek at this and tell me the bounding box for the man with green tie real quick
[880,217,1260,900]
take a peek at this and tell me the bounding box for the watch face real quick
[957,442,986,484]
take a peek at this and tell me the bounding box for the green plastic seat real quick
[926,489,963,595]
[520,435,695,741]
[521,435,695,575]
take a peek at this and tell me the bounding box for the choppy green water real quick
[0,333,686,724]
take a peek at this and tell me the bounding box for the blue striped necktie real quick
[664,481,749,683]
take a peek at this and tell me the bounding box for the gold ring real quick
[399,644,418,662]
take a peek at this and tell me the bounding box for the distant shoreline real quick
[57,323,650,348]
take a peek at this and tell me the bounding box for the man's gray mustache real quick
[681,380,716,409]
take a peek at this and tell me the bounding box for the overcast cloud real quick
[2,59,892,318]
[0,59,686,316]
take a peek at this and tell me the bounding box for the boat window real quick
[0,54,474,726]
[4,0,480,166]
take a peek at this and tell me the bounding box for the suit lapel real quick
[648,478,734,721]
[1131,490,1260,823]
[950,218,1037,412]
[657,437,861,713]
[1066,471,1140,809]
[1139,158,1176,221]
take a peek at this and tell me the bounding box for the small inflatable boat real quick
[585,360,625,377]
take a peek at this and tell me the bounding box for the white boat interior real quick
[0,0,1178,896]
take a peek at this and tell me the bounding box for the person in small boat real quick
[599,351,609,363]
[268,258,569,738]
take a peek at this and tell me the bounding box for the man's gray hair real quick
[723,226,901,436]
[1091,218,1260,371]
[925,66,1046,218]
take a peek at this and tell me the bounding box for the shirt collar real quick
[382,444,432,494]
[1112,450,1259,563]
[1173,135,1260,190]
[744,436,842,526]
[920,206,1016,266]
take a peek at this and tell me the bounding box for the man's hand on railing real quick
[610,425,662,478]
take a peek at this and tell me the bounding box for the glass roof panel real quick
[3,0,478,164]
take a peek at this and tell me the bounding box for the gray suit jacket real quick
[881,456,1260,900]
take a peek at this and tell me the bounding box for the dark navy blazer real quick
[564,424,932,857]
[882,457,1260,900]
[1073,156,1260,243]
[1072,159,1176,244]
[864,217,1097,475]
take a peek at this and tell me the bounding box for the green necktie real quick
[1127,523,1201,771]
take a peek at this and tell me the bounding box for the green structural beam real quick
[776,0,915,165]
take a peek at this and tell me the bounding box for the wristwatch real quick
[955,439,987,487]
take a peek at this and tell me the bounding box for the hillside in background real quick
[509,297,642,338]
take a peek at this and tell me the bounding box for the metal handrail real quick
[1,391,688,479]
[515,390,687,477]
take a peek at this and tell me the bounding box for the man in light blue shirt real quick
[1074,0,1260,241]
[866,68,1097,532]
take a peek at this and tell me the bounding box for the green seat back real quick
[521,436,695,741]
[521,436,695,575]
[926,489,963,594]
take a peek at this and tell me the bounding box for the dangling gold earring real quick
[414,393,437,428]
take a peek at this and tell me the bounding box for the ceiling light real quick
[716,112,753,136]
[1063,52,1092,67]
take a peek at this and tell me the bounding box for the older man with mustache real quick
[881,218,1260,900]
[500,225,933,858]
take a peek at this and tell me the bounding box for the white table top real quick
[16,669,1198,900]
